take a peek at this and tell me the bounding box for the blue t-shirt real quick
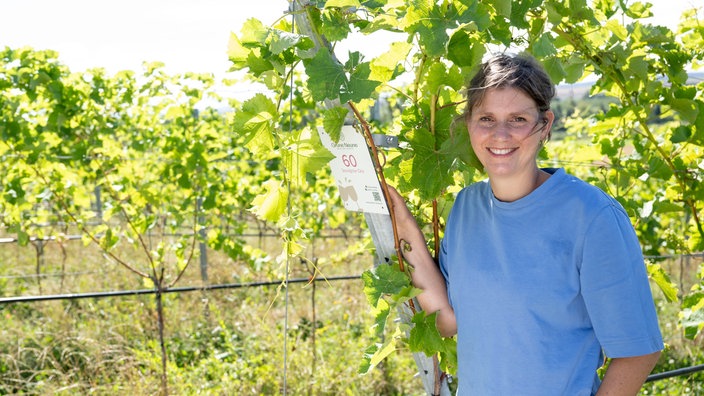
[439,168,663,395]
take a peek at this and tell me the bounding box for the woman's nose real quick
[492,121,512,138]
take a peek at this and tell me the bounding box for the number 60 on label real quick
[341,154,358,168]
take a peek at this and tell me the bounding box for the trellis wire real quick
[645,364,704,383]
[0,275,361,304]
[0,232,363,245]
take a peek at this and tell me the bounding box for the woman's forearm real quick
[402,240,457,336]
[596,351,661,395]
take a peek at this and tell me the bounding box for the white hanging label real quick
[318,125,389,215]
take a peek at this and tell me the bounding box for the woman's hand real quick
[386,186,426,253]
[386,186,458,337]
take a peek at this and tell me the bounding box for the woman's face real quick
[467,87,553,180]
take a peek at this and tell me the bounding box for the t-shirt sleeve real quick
[439,235,453,308]
[579,203,664,358]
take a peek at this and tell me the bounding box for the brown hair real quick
[464,54,555,119]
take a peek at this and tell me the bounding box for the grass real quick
[0,226,424,395]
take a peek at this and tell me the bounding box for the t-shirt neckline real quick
[490,168,565,210]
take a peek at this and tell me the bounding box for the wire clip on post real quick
[372,134,399,149]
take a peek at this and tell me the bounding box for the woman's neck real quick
[489,168,549,202]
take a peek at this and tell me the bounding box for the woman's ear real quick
[543,109,556,141]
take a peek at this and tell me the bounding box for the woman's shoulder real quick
[552,170,626,215]
[456,178,491,201]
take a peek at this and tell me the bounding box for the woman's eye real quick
[508,117,529,128]
[478,117,494,125]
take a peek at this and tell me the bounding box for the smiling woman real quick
[388,53,664,395]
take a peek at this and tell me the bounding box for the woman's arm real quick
[387,187,457,337]
[596,351,661,395]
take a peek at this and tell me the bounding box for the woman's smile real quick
[487,147,517,156]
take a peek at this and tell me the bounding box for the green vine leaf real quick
[361,264,411,307]
[447,30,474,67]
[605,19,628,40]
[321,9,353,42]
[303,50,346,102]
[369,297,391,338]
[369,42,412,83]
[542,57,567,85]
[408,311,458,374]
[562,55,587,83]
[409,311,445,355]
[303,49,380,103]
[670,125,692,143]
[682,291,704,340]
[270,29,307,55]
[403,1,452,57]
[491,0,512,18]
[17,229,30,246]
[532,33,558,57]
[399,126,456,200]
[440,124,481,170]
[622,0,652,19]
[322,106,349,142]
[227,30,274,76]
[250,179,288,222]
[646,262,679,303]
[359,326,403,375]
[324,0,361,7]
[425,62,463,94]
[226,33,249,67]
[240,18,270,45]
[668,98,699,124]
[344,59,380,102]
[282,128,335,187]
[233,94,277,152]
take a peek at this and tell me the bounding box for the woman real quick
[388,54,663,395]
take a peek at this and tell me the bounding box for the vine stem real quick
[166,193,200,288]
[156,289,169,396]
[429,94,441,263]
[29,162,149,279]
[347,101,416,313]
[346,101,405,270]
[432,200,440,263]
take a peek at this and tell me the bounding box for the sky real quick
[1,0,287,75]
[0,0,699,77]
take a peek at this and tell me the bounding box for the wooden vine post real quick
[290,2,450,395]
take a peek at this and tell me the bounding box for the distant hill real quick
[555,82,593,100]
